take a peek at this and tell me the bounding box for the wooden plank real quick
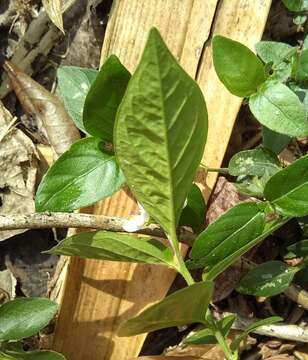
[52,1,271,359]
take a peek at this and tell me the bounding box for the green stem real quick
[200,163,229,174]
[170,229,194,286]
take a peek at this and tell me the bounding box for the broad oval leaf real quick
[115,28,207,237]
[189,203,266,268]
[83,55,130,142]
[228,147,281,177]
[262,126,291,155]
[249,82,308,137]
[57,66,98,132]
[230,316,282,351]
[117,281,213,336]
[212,36,266,97]
[237,261,299,297]
[47,231,176,268]
[36,137,125,212]
[0,298,57,341]
[184,314,236,345]
[264,154,308,217]
[3,350,65,360]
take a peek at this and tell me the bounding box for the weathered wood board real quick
[53,1,272,359]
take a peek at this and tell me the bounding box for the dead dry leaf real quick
[0,101,37,241]
[43,0,64,33]
[4,61,80,157]
[0,269,16,304]
[131,357,206,360]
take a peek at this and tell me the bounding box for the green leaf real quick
[115,28,207,238]
[282,0,308,11]
[57,66,98,132]
[230,316,282,351]
[83,55,131,142]
[264,154,308,217]
[47,230,176,268]
[203,218,289,280]
[256,41,295,66]
[228,147,281,177]
[249,82,308,137]
[255,41,296,82]
[287,239,308,256]
[0,298,57,341]
[262,126,291,155]
[2,350,65,360]
[179,184,206,233]
[184,314,236,345]
[294,49,308,82]
[189,203,266,268]
[117,281,213,336]
[289,82,308,117]
[237,261,299,297]
[212,36,266,97]
[36,137,125,212]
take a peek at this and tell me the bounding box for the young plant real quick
[0,298,64,359]
[33,28,308,359]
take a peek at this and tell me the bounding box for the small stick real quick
[0,213,195,246]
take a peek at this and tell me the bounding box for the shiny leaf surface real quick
[36,137,125,212]
[0,298,57,341]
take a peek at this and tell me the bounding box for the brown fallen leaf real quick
[0,269,16,304]
[3,61,80,157]
[0,101,37,241]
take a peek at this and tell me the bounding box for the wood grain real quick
[53,1,271,359]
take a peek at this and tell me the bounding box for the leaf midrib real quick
[153,42,176,236]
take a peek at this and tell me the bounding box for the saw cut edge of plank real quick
[52,1,272,359]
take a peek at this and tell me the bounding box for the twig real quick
[0,213,195,246]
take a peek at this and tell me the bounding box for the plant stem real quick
[214,325,237,360]
[200,163,229,174]
[170,229,194,286]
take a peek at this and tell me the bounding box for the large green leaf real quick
[184,314,236,345]
[117,281,213,336]
[83,55,131,142]
[262,126,291,155]
[249,82,308,137]
[36,137,125,212]
[230,316,282,352]
[47,231,176,268]
[228,147,281,177]
[115,28,207,238]
[189,203,266,268]
[57,66,98,132]
[212,36,266,97]
[179,184,206,233]
[0,298,57,341]
[237,261,299,297]
[264,154,308,217]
